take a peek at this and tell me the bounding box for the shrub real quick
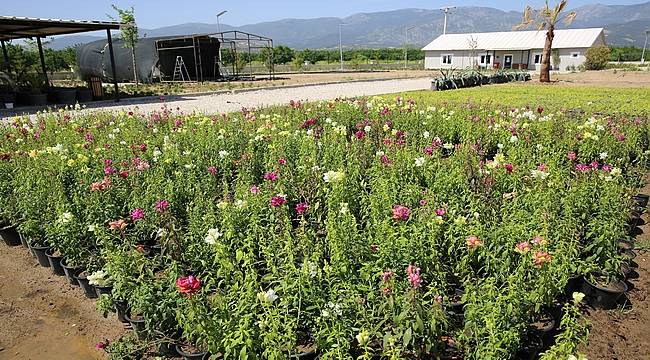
[585,46,611,70]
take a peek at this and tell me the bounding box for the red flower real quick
[270,195,286,207]
[176,275,201,294]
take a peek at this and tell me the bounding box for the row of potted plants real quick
[0,95,648,359]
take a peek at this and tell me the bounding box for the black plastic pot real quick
[528,310,556,347]
[76,88,93,102]
[516,333,543,360]
[75,272,98,299]
[55,89,77,105]
[45,248,66,276]
[620,249,637,261]
[154,330,181,357]
[633,194,649,207]
[290,350,316,359]
[564,275,582,296]
[61,258,82,286]
[28,93,47,106]
[31,242,51,267]
[175,344,211,360]
[580,276,628,310]
[0,224,21,246]
[124,308,147,339]
[618,239,635,251]
[94,284,113,297]
[114,300,129,324]
[19,232,29,249]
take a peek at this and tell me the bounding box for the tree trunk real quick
[131,48,138,86]
[540,27,555,83]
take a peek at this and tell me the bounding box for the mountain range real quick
[47,2,650,50]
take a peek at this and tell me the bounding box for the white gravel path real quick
[86,77,432,115]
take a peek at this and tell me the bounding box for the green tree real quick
[584,45,611,70]
[272,45,294,64]
[515,0,577,82]
[110,5,139,85]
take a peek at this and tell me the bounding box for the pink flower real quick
[533,251,552,267]
[139,143,147,152]
[531,235,546,246]
[176,275,201,294]
[435,208,446,217]
[104,159,113,167]
[134,158,150,171]
[155,199,170,213]
[270,195,286,207]
[406,265,422,289]
[207,166,217,175]
[131,208,144,221]
[104,166,117,175]
[601,164,611,172]
[391,205,411,221]
[466,235,483,250]
[354,130,365,140]
[85,132,94,142]
[381,271,393,283]
[515,241,531,253]
[590,160,599,170]
[296,202,309,214]
[380,154,392,166]
[575,164,590,172]
[119,170,129,178]
[537,163,547,172]
[504,163,514,173]
[419,199,428,206]
[278,158,287,165]
[424,146,434,156]
[250,185,260,194]
[382,287,392,296]
[95,339,109,350]
[615,133,626,141]
[435,295,443,304]
[567,151,577,161]
[264,172,278,181]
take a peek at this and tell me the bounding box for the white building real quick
[422,28,606,72]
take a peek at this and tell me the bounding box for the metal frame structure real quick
[0,16,123,101]
[210,30,275,81]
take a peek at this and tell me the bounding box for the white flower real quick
[356,331,371,346]
[415,157,425,167]
[536,144,544,151]
[108,133,115,139]
[376,151,385,157]
[497,143,504,149]
[423,131,430,139]
[339,202,349,214]
[572,292,585,304]
[15,138,23,144]
[87,270,111,286]
[235,199,247,208]
[112,127,120,133]
[442,143,454,150]
[610,167,622,176]
[218,150,229,158]
[88,224,97,232]
[530,169,549,180]
[204,228,223,245]
[364,125,371,133]
[59,212,74,224]
[509,135,519,143]
[599,152,608,160]
[257,289,278,303]
[306,261,318,278]
[323,170,345,183]
[152,149,162,157]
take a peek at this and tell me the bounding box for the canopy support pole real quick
[1,40,10,73]
[106,29,120,102]
[36,37,49,87]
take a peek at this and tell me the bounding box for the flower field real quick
[0,87,648,359]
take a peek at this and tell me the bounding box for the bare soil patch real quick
[0,244,123,360]
[535,70,650,88]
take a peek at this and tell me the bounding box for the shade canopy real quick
[0,16,121,41]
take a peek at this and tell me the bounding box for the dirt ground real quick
[580,173,650,360]
[537,69,650,88]
[0,245,123,360]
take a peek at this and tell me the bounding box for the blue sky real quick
[3,1,645,28]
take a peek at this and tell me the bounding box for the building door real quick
[504,55,513,69]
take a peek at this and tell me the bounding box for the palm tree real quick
[514,1,576,82]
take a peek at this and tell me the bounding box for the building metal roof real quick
[422,28,605,51]
[0,16,122,41]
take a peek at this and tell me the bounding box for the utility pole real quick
[216,10,227,64]
[440,6,456,35]
[339,23,347,71]
[642,29,649,64]
[404,26,416,70]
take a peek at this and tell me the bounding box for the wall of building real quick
[425,47,592,71]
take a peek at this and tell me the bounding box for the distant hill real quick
[47,2,650,50]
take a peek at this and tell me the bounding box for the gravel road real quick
[85,77,431,115]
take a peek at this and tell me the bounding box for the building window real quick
[441,54,453,65]
[534,54,541,64]
[571,52,580,58]
[480,55,491,64]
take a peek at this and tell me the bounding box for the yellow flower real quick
[28,150,38,158]
[67,159,76,167]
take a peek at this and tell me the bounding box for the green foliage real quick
[585,46,611,70]
[110,5,138,50]
[610,46,645,62]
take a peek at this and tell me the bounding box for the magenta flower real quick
[601,164,611,172]
[504,163,514,173]
[406,265,422,289]
[155,199,170,213]
[537,163,547,172]
[380,154,392,166]
[104,159,113,167]
[354,130,365,140]
[381,270,393,283]
[419,199,428,206]
[590,161,599,170]
[278,158,287,165]
[250,185,260,194]
[567,151,577,161]
[207,166,217,175]
[131,208,144,221]
[575,164,590,172]
[424,146,434,156]
[296,202,309,214]
[264,172,278,181]
[435,208,446,217]
[95,339,110,350]
[104,166,117,175]
[270,195,286,207]
[391,205,411,221]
